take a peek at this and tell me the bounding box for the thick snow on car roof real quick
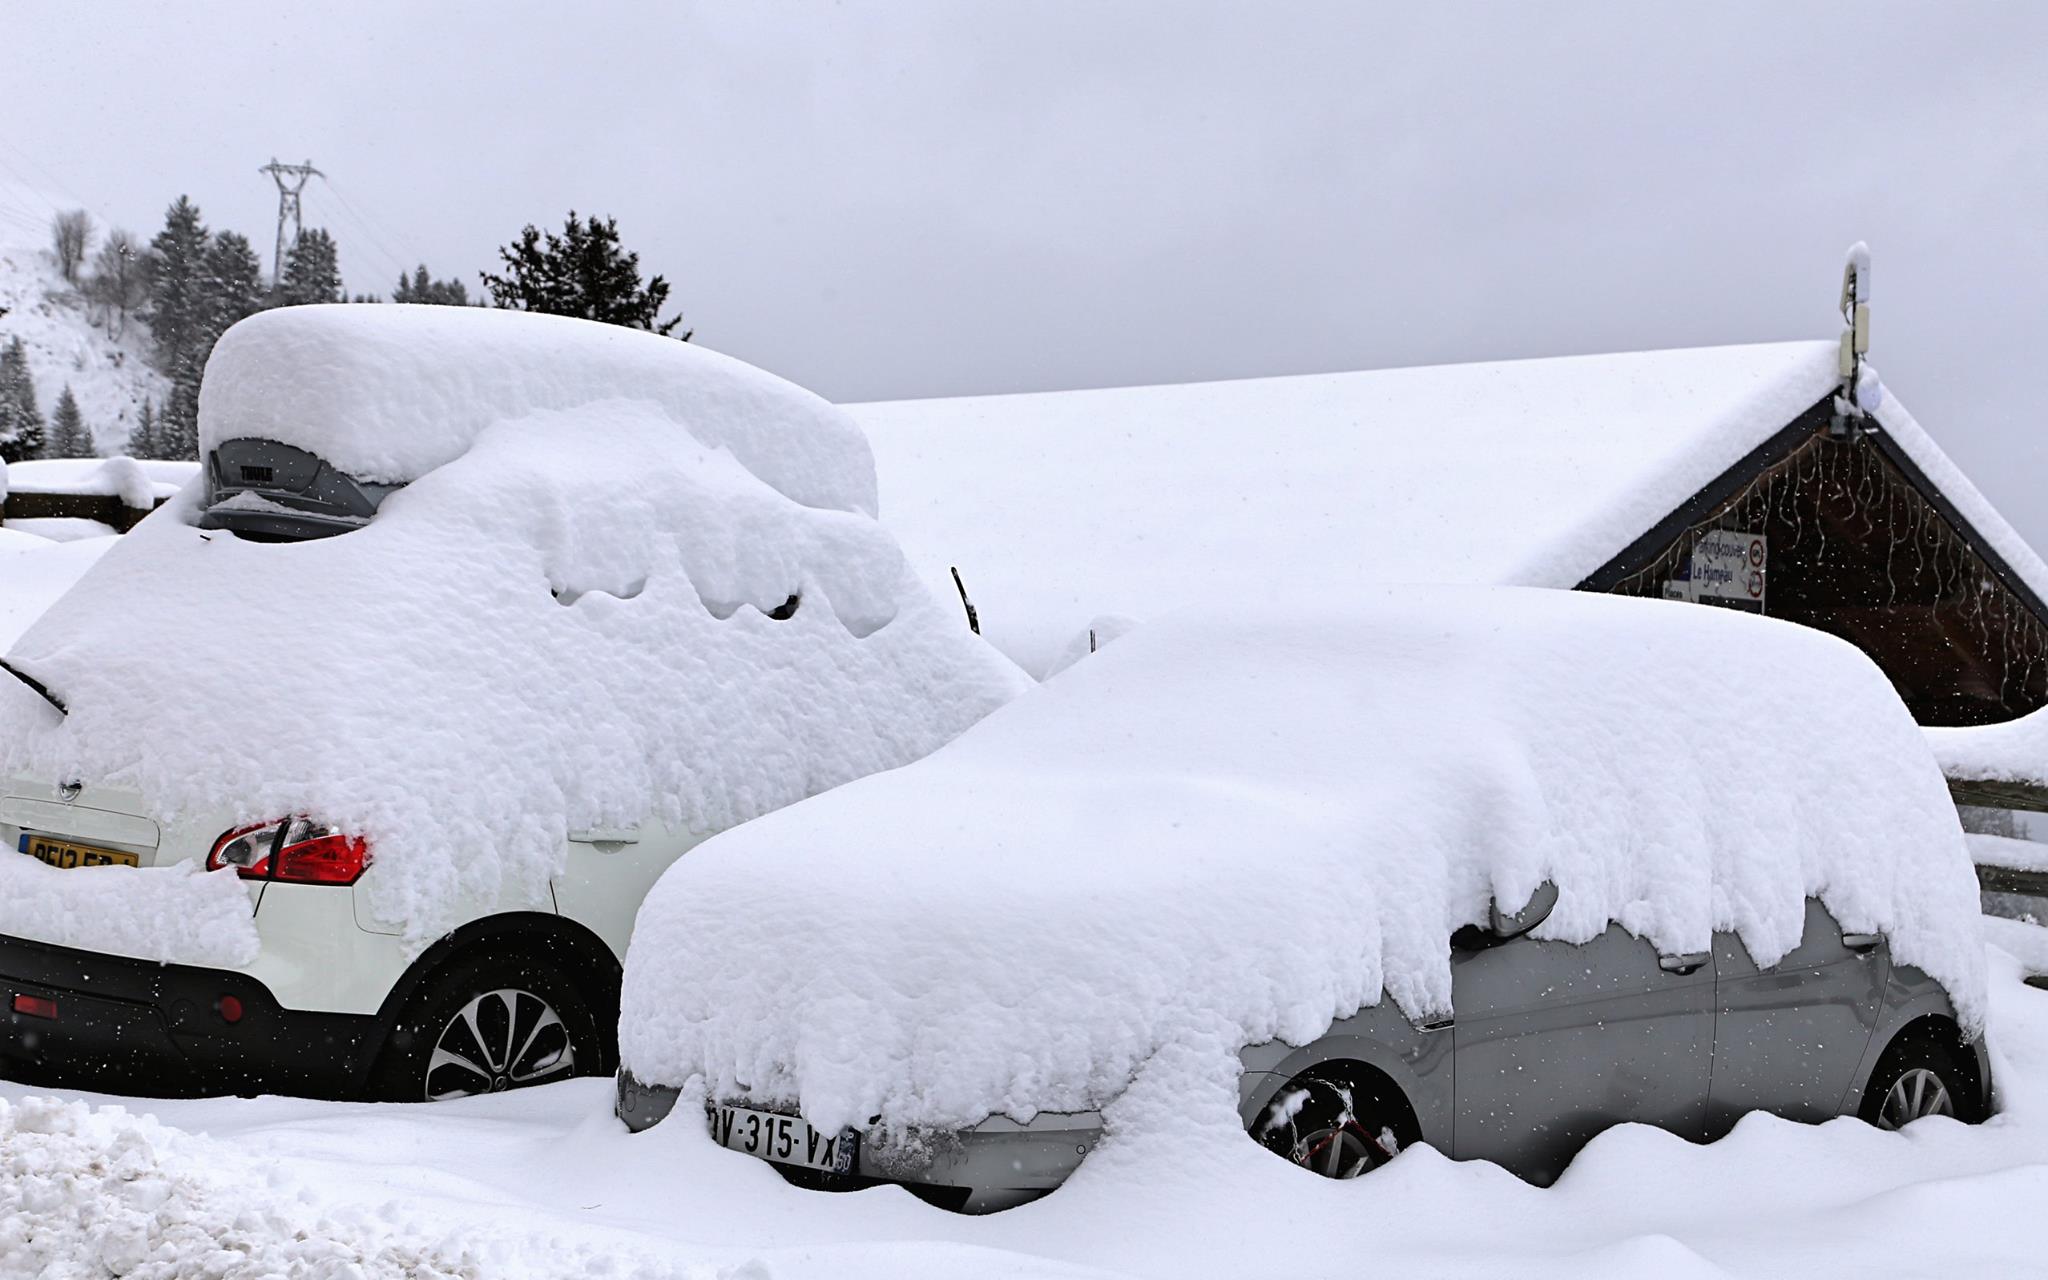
[0,309,1025,943]
[202,304,878,512]
[618,587,1984,1134]
[852,342,2048,676]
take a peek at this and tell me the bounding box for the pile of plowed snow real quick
[0,1095,494,1279]
[620,587,1985,1133]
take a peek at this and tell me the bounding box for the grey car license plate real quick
[710,1103,856,1174]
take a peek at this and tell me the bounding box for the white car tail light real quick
[206,818,370,886]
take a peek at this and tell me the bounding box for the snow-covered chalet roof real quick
[853,340,2048,677]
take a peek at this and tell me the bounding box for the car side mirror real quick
[1489,880,1558,939]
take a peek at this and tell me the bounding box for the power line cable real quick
[321,175,429,271]
[310,185,409,274]
[0,190,47,227]
[0,155,62,217]
[0,140,92,212]
[301,186,410,290]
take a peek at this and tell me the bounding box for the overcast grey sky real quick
[4,2,2046,537]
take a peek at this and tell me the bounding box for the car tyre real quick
[1858,1033,1979,1130]
[1252,1068,1415,1179]
[368,950,607,1102]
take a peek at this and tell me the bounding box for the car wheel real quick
[1859,1034,1978,1130]
[369,951,606,1102]
[1252,1069,1412,1179]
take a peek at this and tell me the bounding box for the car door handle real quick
[1840,933,1882,952]
[569,828,641,846]
[1658,952,1710,975]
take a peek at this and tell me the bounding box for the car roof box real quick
[197,438,401,541]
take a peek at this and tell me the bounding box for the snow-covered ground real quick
[4,932,2046,1278]
[0,185,166,454]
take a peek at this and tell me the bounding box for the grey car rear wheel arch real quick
[1858,1019,1984,1127]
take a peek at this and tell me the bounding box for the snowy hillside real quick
[0,185,166,455]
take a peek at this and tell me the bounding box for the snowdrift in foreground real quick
[0,855,257,968]
[13,947,2048,1279]
[620,587,1985,1133]
[200,304,876,511]
[0,1096,488,1279]
[0,309,1025,944]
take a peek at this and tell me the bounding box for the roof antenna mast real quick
[259,157,324,291]
[1832,242,1874,438]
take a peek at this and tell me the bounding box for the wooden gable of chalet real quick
[1581,394,2048,736]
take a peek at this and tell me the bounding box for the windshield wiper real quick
[0,659,66,716]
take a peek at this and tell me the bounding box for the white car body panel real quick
[2,778,702,1020]
[553,822,707,965]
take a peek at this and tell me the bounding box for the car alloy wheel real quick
[1288,1118,1393,1179]
[424,987,577,1101]
[1876,1066,1956,1130]
[1256,1072,1407,1180]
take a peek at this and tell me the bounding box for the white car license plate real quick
[710,1104,856,1174]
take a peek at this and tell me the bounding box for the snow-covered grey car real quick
[613,587,1990,1210]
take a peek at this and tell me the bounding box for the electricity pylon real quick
[258,158,323,290]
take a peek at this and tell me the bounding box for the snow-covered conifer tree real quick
[279,228,344,306]
[0,337,46,463]
[43,385,92,458]
[146,197,211,373]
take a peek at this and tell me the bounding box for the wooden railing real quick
[0,489,166,533]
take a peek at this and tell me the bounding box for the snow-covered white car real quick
[0,305,1023,1102]
[613,587,1991,1211]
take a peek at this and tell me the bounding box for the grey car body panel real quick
[621,896,1985,1206]
[612,1072,1101,1214]
[1706,898,1889,1134]
[1837,958,1991,1120]
[862,1111,1103,1214]
[1449,920,1716,1183]
[1235,1001,1453,1154]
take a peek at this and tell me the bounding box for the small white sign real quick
[1686,530,1766,607]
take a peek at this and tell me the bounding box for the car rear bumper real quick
[616,1070,1102,1213]
[0,931,378,1098]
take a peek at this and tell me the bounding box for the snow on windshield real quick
[618,586,1984,1134]
[0,309,1026,945]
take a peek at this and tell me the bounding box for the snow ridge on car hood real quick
[0,395,1025,945]
[618,587,1986,1133]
